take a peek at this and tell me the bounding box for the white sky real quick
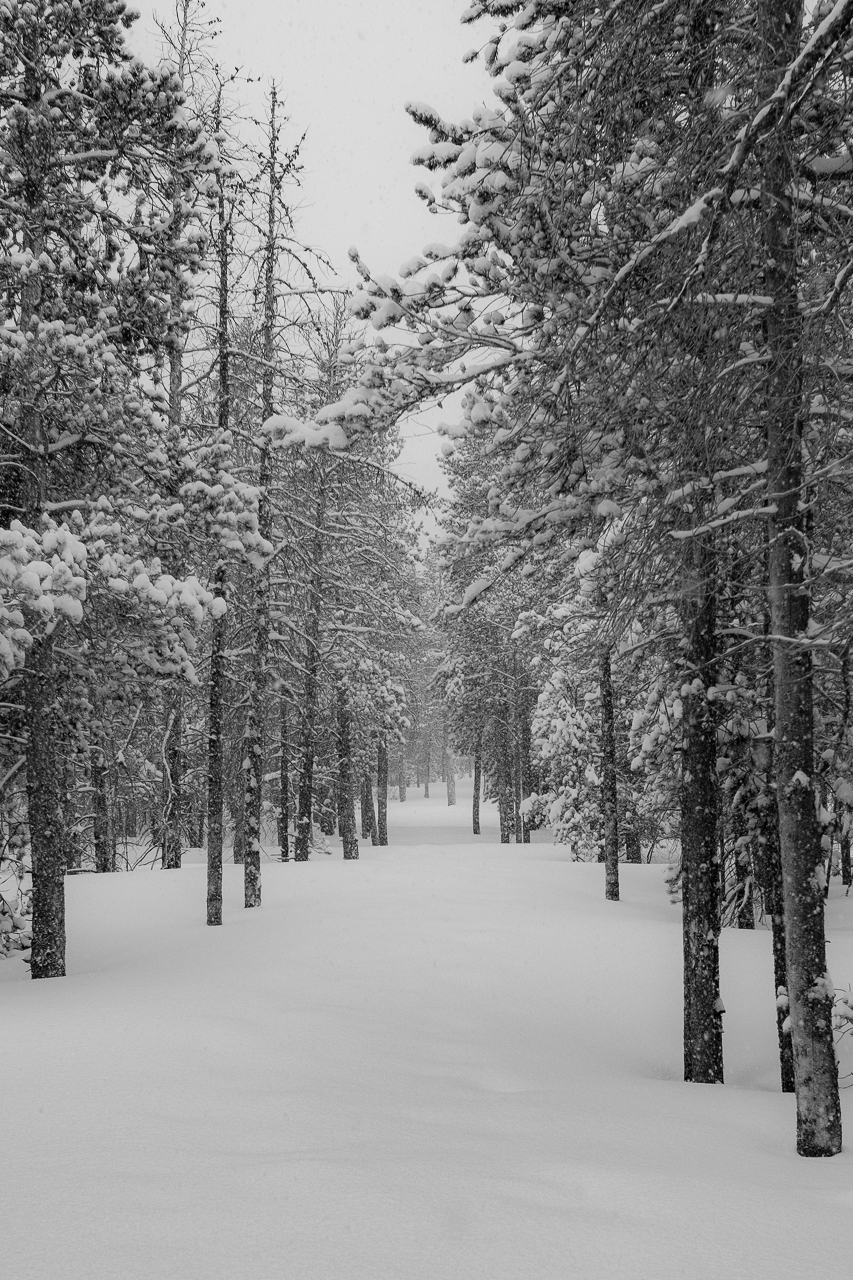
[130,0,496,499]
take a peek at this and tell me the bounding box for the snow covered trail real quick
[2,781,852,1280]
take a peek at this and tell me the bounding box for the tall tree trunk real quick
[754,779,795,1093]
[90,687,115,874]
[162,693,183,868]
[446,757,457,807]
[63,748,82,873]
[759,0,841,1156]
[19,98,64,976]
[159,10,194,874]
[241,619,265,909]
[241,89,282,909]
[295,469,326,861]
[240,464,268,903]
[91,732,115,874]
[278,697,290,860]
[316,759,337,836]
[397,757,407,802]
[681,537,723,1085]
[361,771,378,843]
[27,633,66,978]
[599,647,620,901]
[496,715,514,843]
[472,737,481,835]
[377,735,388,845]
[442,718,456,807]
[206,87,232,923]
[336,682,358,859]
[424,743,430,798]
[232,791,246,865]
[518,700,532,844]
[206,563,226,927]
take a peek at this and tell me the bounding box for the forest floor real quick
[2,780,852,1280]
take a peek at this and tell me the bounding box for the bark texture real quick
[472,739,481,835]
[680,539,723,1085]
[161,693,182,869]
[754,786,795,1093]
[496,716,514,844]
[206,564,226,927]
[759,0,841,1155]
[278,699,290,860]
[27,634,66,978]
[336,682,359,860]
[361,772,378,843]
[599,648,620,902]
[90,695,115,874]
[295,473,325,861]
[377,736,388,846]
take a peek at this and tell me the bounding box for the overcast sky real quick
[130,1,495,499]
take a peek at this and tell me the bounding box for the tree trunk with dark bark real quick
[361,772,378,843]
[91,738,115,873]
[232,793,246,865]
[206,563,226,927]
[759,0,842,1156]
[518,702,532,844]
[680,538,723,1085]
[754,781,795,1093]
[446,757,456,807]
[206,97,232,923]
[90,689,115,874]
[162,693,183,869]
[27,634,66,979]
[278,698,290,860]
[496,716,514,844]
[336,682,359,860]
[377,736,388,845]
[295,474,325,861]
[599,648,620,902]
[240,461,268,905]
[473,738,481,836]
[317,765,337,836]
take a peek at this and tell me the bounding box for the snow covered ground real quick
[2,780,852,1280]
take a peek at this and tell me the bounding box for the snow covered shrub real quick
[0,888,32,960]
[0,782,30,959]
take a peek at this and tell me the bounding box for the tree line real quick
[0,3,452,976]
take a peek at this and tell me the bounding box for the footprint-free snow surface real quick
[2,779,852,1280]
